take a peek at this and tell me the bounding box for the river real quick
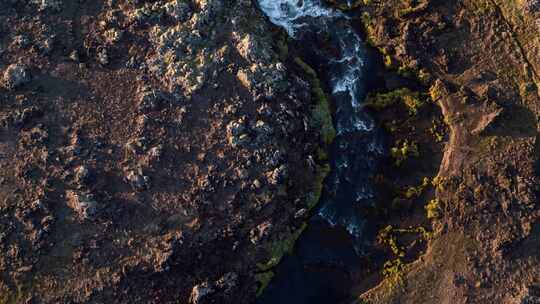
[256,0,384,303]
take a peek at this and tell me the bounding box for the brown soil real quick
[346,0,540,303]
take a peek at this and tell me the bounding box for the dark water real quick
[256,1,384,303]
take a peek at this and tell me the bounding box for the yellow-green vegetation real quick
[425,198,442,219]
[397,0,429,18]
[391,139,419,166]
[417,69,432,84]
[378,225,432,257]
[255,271,275,296]
[0,281,26,304]
[364,88,426,116]
[428,119,446,142]
[429,81,445,102]
[256,56,336,297]
[403,177,431,199]
[519,82,537,98]
[257,222,308,271]
[275,32,289,62]
[378,225,406,257]
[307,163,332,209]
[327,0,371,11]
[378,225,432,289]
[361,12,377,47]
[382,258,406,288]
[294,57,336,145]
[430,175,448,192]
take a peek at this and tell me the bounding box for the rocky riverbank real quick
[333,0,540,303]
[2,0,540,303]
[0,1,333,303]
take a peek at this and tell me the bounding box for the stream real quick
[256,0,384,303]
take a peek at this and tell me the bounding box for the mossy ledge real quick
[254,55,336,295]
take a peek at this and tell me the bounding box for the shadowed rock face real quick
[0,0,323,303]
[523,0,540,13]
[255,1,386,303]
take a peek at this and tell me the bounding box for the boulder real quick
[66,191,98,220]
[126,170,151,191]
[523,0,540,13]
[189,282,214,304]
[249,221,272,244]
[3,64,30,90]
[164,0,193,22]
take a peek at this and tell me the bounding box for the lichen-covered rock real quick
[234,33,272,63]
[138,88,163,112]
[250,221,273,244]
[226,118,250,147]
[236,62,287,98]
[266,164,288,185]
[125,170,151,191]
[66,191,98,220]
[2,64,30,90]
[32,0,62,12]
[74,166,91,185]
[216,272,238,293]
[0,1,318,302]
[189,282,215,304]
[164,0,193,22]
[523,0,540,13]
[253,120,273,143]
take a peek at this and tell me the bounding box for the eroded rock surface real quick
[0,0,323,303]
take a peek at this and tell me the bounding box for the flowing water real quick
[256,0,384,303]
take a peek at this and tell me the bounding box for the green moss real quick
[255,161,329,294]
[257,222,308,272]
[255,271,275,297]
[365,88,426,116]
[397,0,429,18]
[275,33,289,62]
[255,54,335,298]
[307,163,331,209]
[294,57,336,145]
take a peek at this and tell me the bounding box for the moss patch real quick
[255,53,336,297]
[255,271,275,297]
[365,88,427,116]
[294,57,336,145]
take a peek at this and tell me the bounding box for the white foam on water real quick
[257,0,339,37]
[258,0,379,239]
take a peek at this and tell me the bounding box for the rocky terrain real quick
[346,0,540,303]
[0,1,332,303]
[2,0,540,303]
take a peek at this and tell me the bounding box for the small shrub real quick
[364,88,425,116]
[391,140,419,166]
[383,258,405,288]
[425,198,441,219]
